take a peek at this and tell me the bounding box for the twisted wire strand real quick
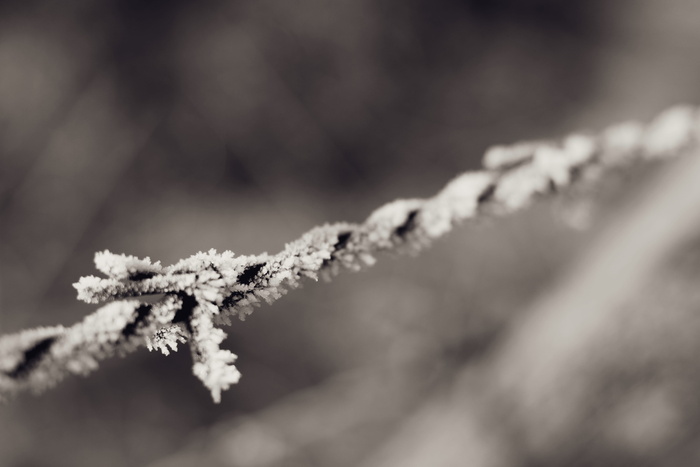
[1,105,698,402]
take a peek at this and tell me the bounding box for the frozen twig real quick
[1,105,698,402]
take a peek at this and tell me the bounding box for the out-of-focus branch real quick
[1,105,698,403]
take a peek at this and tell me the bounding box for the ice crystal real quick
[483,141,539,170]
[94,250,163,280]
[421,172,494,238]
[189,309,241,403]
[146,325,187,356]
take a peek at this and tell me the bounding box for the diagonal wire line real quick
[0,104,697,402]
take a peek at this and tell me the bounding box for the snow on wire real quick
[1,105,698,403]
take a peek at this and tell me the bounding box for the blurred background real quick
[2,0,700,466]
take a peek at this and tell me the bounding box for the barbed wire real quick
[1,105,698,402]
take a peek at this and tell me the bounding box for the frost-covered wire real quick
[1,105,698,403]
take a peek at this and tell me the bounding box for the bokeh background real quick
[2,1,700,466]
